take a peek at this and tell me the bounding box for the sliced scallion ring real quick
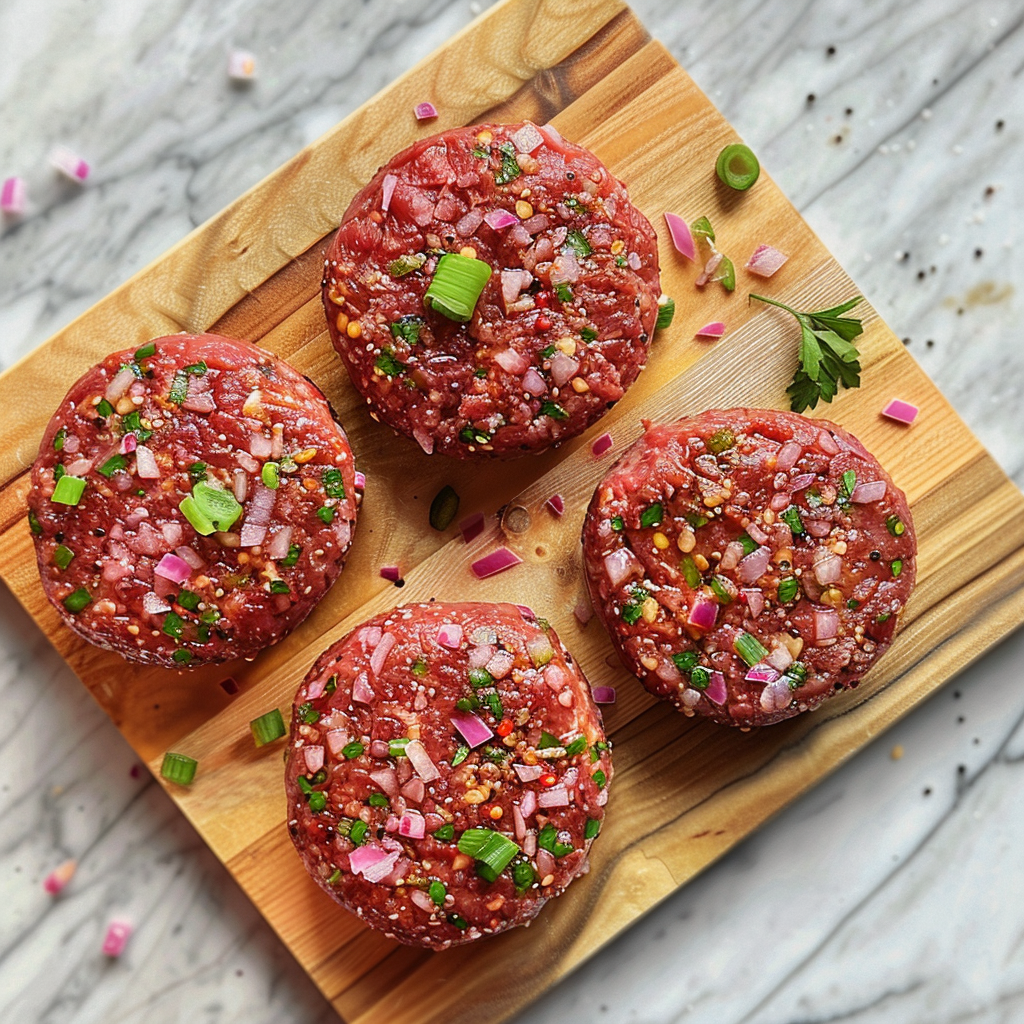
[187,480,243,533]
[423,253,492,323]
[655,297,675,330]
[160,751,198,785]
[51,475,87,506]
[250,708,286,747]
[715,143,760,191]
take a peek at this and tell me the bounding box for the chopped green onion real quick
[423,253,492,323]
[374,347,407,377]
[180,480,242,535]
[710,576,733,604]
[322,468,346,499]
[840,469,857,498]
[468,667,494,689]
[433,824,455,842]
[876,612,891,623]
[176,589,200,611]
[686,512,710,529]
[494,141,521,185]
[63,588,92,613]
[429,880,447,906]
[564,735,587,757]
[389,315,425,346]
[513,861,535,891]
[891,559,904,577]
[448,913,469,930]
[171,648,194,665]
[459,424,492,445]
[121,411,152,442]
[168,361,207,404]
[780,506,805,535]
[537,731,561,749]
[554,282,573,304]
[681,555,701,590]
[615,254,627,267]
[51,475,87,506]
[134,342,156,360]
[734,631,769,666]
[327,868,342,884]
[411,656,428,677]
[715,143,760,191]
[388,254,427,278]
[429,484,460,531]
[96,454,128,478]
[580,326,598,342]
[250,708,286,747]
[95,399,114,419]
[368,792,389,808]
[655,298,676,330]
[27,509,42,536]
[621,583,649,625]
[316,506,335,525]
[690,666,711,689]
[389,738,410,758]
[162,611,185,639]
[673,650,699,673]
[592,769,607,789]
[640,502,663,528]
[691,216,715,242]
[474,366,488,378]
[539,343,556,359]
[53,426,67,451]
[484,692,503,721]
[342,741,364,760]
[451,744,470,767]
[584,818,601,840]
[538,822,574,857]
[261,462,280,489]
[539,400,568,421]
[298,702,318,724]
[200,607,221,625]
[610,516,624,531]
[847,598,860,609]
[564,229,592,258]
[777,577,800,603]
[886,515,905,537]
[738,533,759,556]
[349,819,368,845]
[161,752,198,785]
[268,580,289,595]
[53,544,75,570]
[456,697,479,712]
[706,428,735,454]
[458,828,520,877]
[280,543,301,567]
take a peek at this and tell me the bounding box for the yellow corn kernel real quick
[641,596,659,623]
[821,587,844,608]
[327,288,347,306]
[292,447,318,464]
[773,547,793,565]
[488,806,503,820]
[115,396,135,416]
[677,529,696,553]
[462,788,487,805]
[459,245,477,259]
[652,531,670,550]
[610,239,625,254]
[346,320,362,339]
[640,655,659,671]
[571,378,589,393]
[555,337,576,356]
[694,554,710,571]
[335,311,349,333]
[476,130,493,145]
[515,200,534,219]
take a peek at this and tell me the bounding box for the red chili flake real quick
[540,772,557,787]
[534,315,552,332]
[535,293,549,309]
[496,719,514,737]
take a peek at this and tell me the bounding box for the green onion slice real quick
[250,708,286,747]
[63,588,92,613]
[51,475,87,506]
[734,631,769,666]
[96,454,128,478]
[640,502,663,528]
[261,462,280,489]
[134,342,156,360]
[655,298,675,330]
[54,544,75,570]
[715,143,761,191]
[161,752,198,785]
[181,480,243,535]
[457,828,520,877]
[423,253,493,323]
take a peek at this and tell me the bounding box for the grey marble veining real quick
[1,1,1023,1022]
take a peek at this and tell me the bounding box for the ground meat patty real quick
[581,409,917,727]
[29,334,359,668]
[323,121,661,458]
[285,601,611,949]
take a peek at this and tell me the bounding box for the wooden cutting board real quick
[2,0,1023,1020]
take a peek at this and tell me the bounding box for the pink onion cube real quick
[228,50,256,80]
[50,147,89,183]
[1,176,26,215]
[102,920,133,957]
[882,399,919,425]
[414,101,439,121]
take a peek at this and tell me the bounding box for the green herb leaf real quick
[322,468,345,499]
[96,398,114,419]
[375,348,407,377]
[390,314,425,344]
[539,400,568,421]
[280,543,302,567]
[96,454,128,479]
[655,298,675,330]
[564,229,592,258]
[639,502,663,528]
[451,744,470,767]
[433,824,455,842]
[494,142,521,185]
[554,282,573,304]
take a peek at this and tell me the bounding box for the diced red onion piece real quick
[410,888,435,913]
[745,664,780,684]
[354,471,366,491]
[851,480,887,503]
[1,176,27,215]
[352,671,374,704]
[401,777,425,803]
[790,473,816,492]
[687,597,718,631]
[511,122,544,154]
[484,208,518,230]
[486,648,515,679]
[766,645,794,672]
[775,441,802,472]
[135,445,159,479]
[550,251,580,285]
[370,632,397,677]
[436,623,463,649]
[746,522,769,545]
[248,432,272,459]
[513,763,544,782]
[743,588,765,618]
[456,208,484,237]
[43,859,77,895]
[745,243,789,278]
[817,430,840,455]
[737,546,771,584]
[182,379,216,413]
[882,398,919,425]
[398,810,426,839]
[405,739,440,783]
[813,547,843,585]
[471,547,522,579]
[549,351,579,386]
[304,745,324,774]
[546,494,564,516]
[154,553,192,585]
[522,368,547,395]
[805,517,832,538]
[459,512,485,543]
[770,491,791,512]
[500,268,533,308]
[520,788,537,819]
[350,844,400,882]
[522,213,549,234]
[703,671,727,705]
[326,729,349,756]
[450,710,493,748]
[381,173,398,213]
[760,676,793,713]
[494,347,529,373]
[574,599,593,625]
[266,527,292,561]
[695,251,723,287]
[537,785,569,808]
[468,643,495,669]
[370,768,399,798]
[120,433,137,455]
[627,251,642,271]
[694,321,726,339]
[105,365,136,403]
[160,522,183,548]
[603,548,638,588]
[592,686,616,704]
[413,101,438,120]
[719,541,745,572]
[172,546,203,572]
[379,565,401,582]
[814,607,839,642]
[663,212,696,261]
[591,432,613,457]
[102,921,132,958]
[240,484,275,547]
[232,468,248,503]
[142,592,172,615]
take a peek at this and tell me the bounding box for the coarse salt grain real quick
[228,50,256,80]
[50,147,89,183]
[1,176,26,215]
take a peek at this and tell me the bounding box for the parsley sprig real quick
[749,293,864,412]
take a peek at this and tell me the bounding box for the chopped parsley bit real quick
[847,598,860,609]
[322,468,346,499]
[554,282,573,304]
[27,509,43,536]
[455,697,478,712]
[539,343,556,359]
[537,731,561,750]
[134,342,156,361]
[468,667,494,689]
[639,502,663,528]
[592,769,607,790]
[390,314,425,344]
[564,735,587,757]
[95,399,114,419]
[324,676,337,694]
[474,367,488,378]
[188,461,207,483]
[620,583,650,626]
[563,195,587,213]
[538,400,568,421]
[615,254,627,267]
[610,515,624,531]
[706,428,735,455]
[451,745,470,767]
[411,656,428,677]
[681,555,701,590]
[494,141,522,185]
[564,229,592,258]
[538,822,574,857]
[471,146,490,159]
[840,469,857,498]
[513,861,535,891]
[172,649,194,665]
[349,819,368,845]
[459,425,492,445]
[388,254,427,278]
[777,577,800,603]
[162,610,185,639]
[177,589,200,611]
[429,880,447,906]
[780,505,805,535]
[672,650,699,673]
[280,543,302,567]
[341,741,364,760]
[96,453,128,478]
[690,665,711,689]
[316,506,335,524]
[448,913,469,930]
[433,824,455,842]
[299,701,319,725]
[269,579,290,595]
[374,348,407,377]
[584,818,601,840]
[121,411,152,442]
[686,512,710,529]
[580,327,598,342]
[63,588,92,613]
[368,792,389,808]
[876,612,891,624]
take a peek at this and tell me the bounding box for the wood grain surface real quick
[1,1,1023,1021]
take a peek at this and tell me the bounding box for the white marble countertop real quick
[2,0,1023,1021]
